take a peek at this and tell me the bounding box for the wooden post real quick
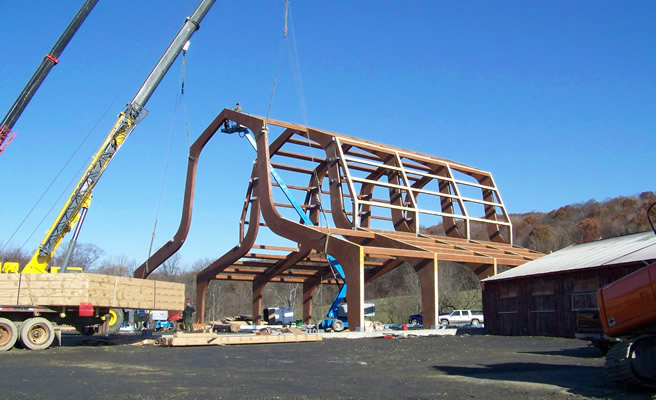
[302,280,317,324]
[414,255,438,328]
[252,280,266,324]
[196,279,208,323]
[341,247,365,331]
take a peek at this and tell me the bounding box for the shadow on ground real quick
[433,362,651,399]
[519,347,605,359]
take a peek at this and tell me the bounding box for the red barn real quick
[482,232,656,337]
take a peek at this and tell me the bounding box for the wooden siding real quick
[482,262,646,337]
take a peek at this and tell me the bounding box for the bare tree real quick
[0,243,30,270]
[159,253,182,278]
[93,255,136,277]
[52,242,104,271]
[439,262,481,311]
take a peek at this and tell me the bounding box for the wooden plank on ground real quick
[161,332,323,347]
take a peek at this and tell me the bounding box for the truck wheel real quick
[440,319,449,326]
[606,340,643,389]
[332,319,345,332]
[0,318,19,351]
[20,317,55,351]
[471,319,480,325]
[410,318,418,325]
[103,308,124,335]
[607,336,656,390]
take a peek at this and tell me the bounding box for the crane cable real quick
[181,41,190,95]
[1,21,177,258]
[284,0,288,38]
[265,0,291,127]
[146,43,192,264]
[0,65,145,257]
[279,1,333,264]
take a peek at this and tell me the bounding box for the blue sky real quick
[1,1,654,268]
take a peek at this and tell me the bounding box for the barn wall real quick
[482,262,646,337]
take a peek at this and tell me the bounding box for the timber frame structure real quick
[134,109,542,330]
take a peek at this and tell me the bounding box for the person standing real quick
[182,301,195,333]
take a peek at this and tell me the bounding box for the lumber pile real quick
[0,273,184,310]
[158,331,322,347]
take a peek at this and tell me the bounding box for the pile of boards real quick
[158,330,322,347]
[0,273,184,310]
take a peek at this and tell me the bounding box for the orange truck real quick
[597,203,656,389]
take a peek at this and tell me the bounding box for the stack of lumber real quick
[0,273,184,310]
[158,331,322,347]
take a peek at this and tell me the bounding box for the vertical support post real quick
[302,280,317,324]
[196,280,208,323]
[252,280,266,324]
[413,255,438,328]
[341,247,365,331]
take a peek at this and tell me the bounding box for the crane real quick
[2,0,216,274]
[0,0,98,155]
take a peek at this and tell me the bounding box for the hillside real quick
[510,191,655,254]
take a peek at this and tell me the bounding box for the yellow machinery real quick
[2,0,215,275]
[0,0,215,351]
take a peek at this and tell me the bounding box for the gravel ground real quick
[0,333,651,399]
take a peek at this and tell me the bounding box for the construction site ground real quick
[0,331,648,400]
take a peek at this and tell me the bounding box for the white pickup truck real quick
[439,310,484,326]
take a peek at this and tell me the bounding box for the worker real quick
[222,103,242,132]
[182,300,195,333]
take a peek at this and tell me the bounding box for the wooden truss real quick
[133,109,542,330]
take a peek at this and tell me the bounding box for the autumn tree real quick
[578,218,601,243]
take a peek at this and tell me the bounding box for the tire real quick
[471,319,480,326]
[332,319,345,332]
[410,319,418,325]
[20,317,55,350]
[440,319,449,326]
[0,318,19,351]
[606,340,643,389]
[104,309,124,335]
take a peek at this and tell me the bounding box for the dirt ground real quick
[0,332,651,400]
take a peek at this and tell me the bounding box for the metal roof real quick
[483,231,656,282]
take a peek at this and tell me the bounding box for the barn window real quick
[531,282,555,312]
[572,278,599,293]
[571,278,599,310]
[532,283,554,296]
[499,286,517,299]
[499,285,517,313]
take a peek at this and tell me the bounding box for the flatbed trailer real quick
[0,273,184,351]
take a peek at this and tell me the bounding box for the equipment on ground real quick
[0,0,214,351]
[0,0,98,155]
[264,307,294,325]
[597,202,656,389]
